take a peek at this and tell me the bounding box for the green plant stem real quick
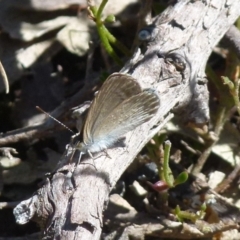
[88,0,131,65]
[93,0,122,65]
[105,29,131,56]
[175,205,198,222]
[163,140,174,187]
[89,5,97,16]
[221,75,240,115]
[96,0,108,19]
[97,25,122,65]
[207,66,234,108]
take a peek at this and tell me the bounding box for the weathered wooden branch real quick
[13,0,240,239]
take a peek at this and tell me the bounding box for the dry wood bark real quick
[13,0,240,239]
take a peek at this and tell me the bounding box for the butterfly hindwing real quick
[91,90,160,148]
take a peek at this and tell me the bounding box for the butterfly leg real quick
[77,151,83,165]
[74,150,97,170]
[103,150,111,159]
[67,143,77,163]
[87,150,97,170]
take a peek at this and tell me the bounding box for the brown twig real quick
[191,107,227,175]
[215,162,240,193]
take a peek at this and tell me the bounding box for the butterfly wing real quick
[83,73,142,145]
[90,90,160,149]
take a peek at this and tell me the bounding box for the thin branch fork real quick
[13,0,240,239]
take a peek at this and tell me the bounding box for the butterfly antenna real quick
[36,106,75,134]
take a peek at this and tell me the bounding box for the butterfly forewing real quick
[91,90,160,146]
[83,73,142,145]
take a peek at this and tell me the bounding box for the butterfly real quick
[75,73,160,161]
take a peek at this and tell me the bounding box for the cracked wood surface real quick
[13,0,240,239]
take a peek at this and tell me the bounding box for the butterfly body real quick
[77,138,111,154]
